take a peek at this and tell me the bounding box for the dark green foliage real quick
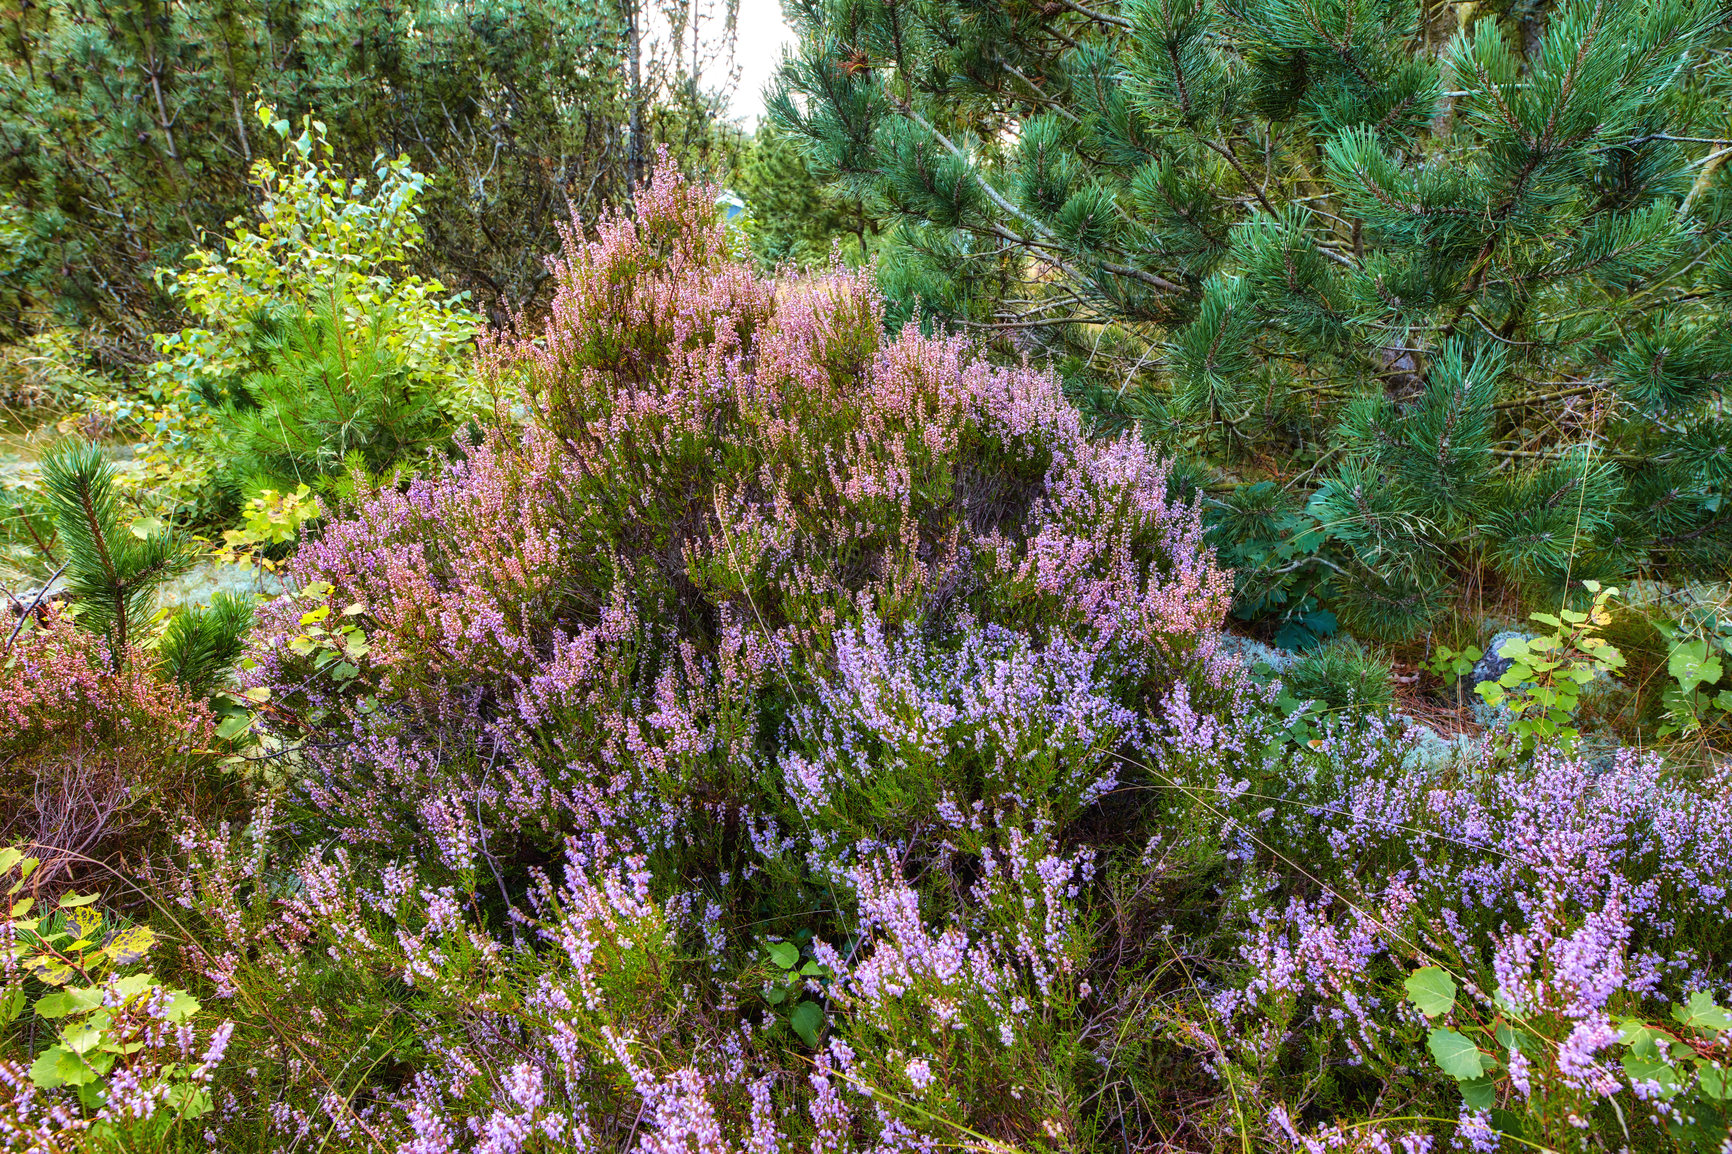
[37,441,192,660]
[157,591,253,698]
[0,0,735,351]
[774,0,1732,637]
[1283,635,1397,712]
[734,123,879,267]
[217,306,452,488]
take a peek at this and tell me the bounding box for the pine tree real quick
[37,441,192,663]
[734,122,881,267]
[30,441,252,691]
[773,0,1732,641]
[217,303,451,488]
[0,0,737,348]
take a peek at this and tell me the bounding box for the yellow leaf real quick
[57,892,100,909]
[102,926,158,967]
[24,956,76,986]
[63,906,102,943]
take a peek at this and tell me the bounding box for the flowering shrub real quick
[245,159,1229,873]
[111,161,1731,1154]
[0,611,223,885]
[0,848,231,1149]
[195,160,1235,1151]
[1149,694,1732,1151]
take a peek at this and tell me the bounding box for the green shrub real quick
[214,304,453,490]
[124,108,480,516]
[1281,635,1396,713]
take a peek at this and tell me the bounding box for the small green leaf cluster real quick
[1406,966,1730,1148]
[1205,480,1335,649]
[1475,581,1626,751]
[1427,642,1483,710]
[1405,968,1518,1123]
[1616,993,1732,1146]
[216,485,322,568]
[1654,612,1732,739]
[762,939,832,1047]
[277,581,372,697]
[0,848,212,1122]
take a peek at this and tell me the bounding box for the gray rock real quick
[159,559,285,609]
[1213,632,1302,674]
[1471,630,1529,690]
[1470,630,1531,729]
[1400,722,1483,772]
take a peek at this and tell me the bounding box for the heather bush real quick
[190,160,1236,1150]
[92,162,1732,1154]
[1143,689,1732,1150]
[0,611,223,887]
[244,160,1230,875]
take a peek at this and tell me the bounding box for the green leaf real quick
[24,956,76,986]
[764,985,787,1005]
[0,986,23,1027]
[1619,1018,1674,1058]
[129,514,165,539]
[166,1082,214,1120]
[1621,1053,1682,1098]
[1700,1066,1729,1100]
[1494,1021,1540,1055]
[165,990,201,1023]
[216,713,256,740]
[1675,991,1732,1033]
[1669,640,1723,695]
[29,1046,97,1089]
[63,906,102,942]
[766,941,799,970]
[1427,1028,1490,1080]
[59,1018,103,1055]
[788,1000,825,1047]
[57,892,100,909]
[1490,1110,1526,1139]
[1459,1074,1496,1110]
[1405,967,1457,1017]
[34,991,78,1019]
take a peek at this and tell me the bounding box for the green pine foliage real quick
[0,0,733,350]
[733,122,881,268]
[37,441,192,661]
[157,590,254,699]
[773,0,1732,640]
[215,305,453,489]
[1283,634,1397,712]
